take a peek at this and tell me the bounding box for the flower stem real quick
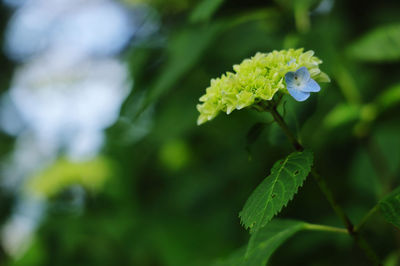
[267,105,381,266]
[268,104,303,151]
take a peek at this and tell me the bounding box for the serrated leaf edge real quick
[239,150,313,234]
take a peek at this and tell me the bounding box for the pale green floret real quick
[197,48,330,125]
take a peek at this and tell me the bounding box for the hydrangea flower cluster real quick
[197,48,330,125]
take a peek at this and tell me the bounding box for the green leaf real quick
[214,220,306,266]
[245,220,306,265]
[294,0,319,33]
[379,186,400,229]
[27,157,115,198]
[323,104,361,129]
[347,23,400,62]
[332,63,361,104]
[214,247,246,266]
[383,252,400,266]
[376,83,400,112]
[239,150,313,233]
[189,0,225,23]
[145,23,223,108]
[128,23,224,120]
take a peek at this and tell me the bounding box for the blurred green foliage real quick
[347,23,400,62]
[2,0,400,265]
[27,157,115,198]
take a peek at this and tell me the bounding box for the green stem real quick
[354,205,379,233]
[304,223,348,234]
[309,169,354,231]
[267,105,381,266]
[268,104,303,151]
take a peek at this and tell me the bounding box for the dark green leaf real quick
[239,150,313,233]
[214,247,246,266]
[379,186,400,229]
[376,83,400,112]
[130,23,224,120]
[144,23,223,108]
[347,23,400,62]
[244,220,306,265]
[189,0,225,23]
[323,104,361,129]
[214,220,306,266]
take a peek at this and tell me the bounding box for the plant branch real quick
[354,205,379,233]
[304,223,348,234]
[266,104,381,266]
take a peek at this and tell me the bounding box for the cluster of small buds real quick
[197,48,330,125]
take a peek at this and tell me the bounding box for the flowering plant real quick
[196,49,385,265]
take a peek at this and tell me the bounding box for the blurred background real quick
[0,0,400,265]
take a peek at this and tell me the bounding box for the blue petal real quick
[287,86,310,102]
[295,67,310,82]
[285,71,296,86]
[302,78,320,92]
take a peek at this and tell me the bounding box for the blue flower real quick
[285,67,320,102]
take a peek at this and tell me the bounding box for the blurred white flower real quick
[4,0,135,61]
[0,0,145,257]
[8,51,131,159]
[1,197,44,258]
